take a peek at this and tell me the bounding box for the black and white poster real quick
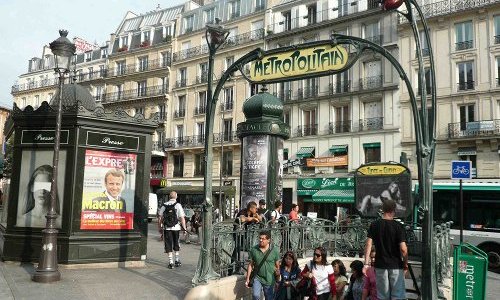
[241,135,269,208]
[16,150,66,228]
[355,165,412,218]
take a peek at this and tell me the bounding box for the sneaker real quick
[168,263,174,269]
[175,261,182,267]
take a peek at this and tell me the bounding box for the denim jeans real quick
[375,268,406,300]
[252,277,274,300]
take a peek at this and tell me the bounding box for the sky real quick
[0,0,186,108]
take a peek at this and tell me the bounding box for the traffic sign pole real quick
[460,178,463,244]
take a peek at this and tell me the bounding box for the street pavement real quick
[0,222,498,299]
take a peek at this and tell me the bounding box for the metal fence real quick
[210,216,453,285]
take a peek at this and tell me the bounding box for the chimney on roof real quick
[156,4,161,10]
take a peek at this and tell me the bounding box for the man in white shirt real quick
[159,191,186,269]
[270,200,282,223]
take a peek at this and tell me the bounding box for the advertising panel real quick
[241,135,269,208]
[80,149,136,230]
[355,163,412,218]
[16,150,66,228]
[306,155,348,167]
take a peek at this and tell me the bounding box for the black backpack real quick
[162,203,178,228]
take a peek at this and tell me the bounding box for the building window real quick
[459,104,475,131]
[142,30,150,43]
[282,11,291,31]
[362,60,382,89]
[301,109,317,136]
[255,0,264,11]
[48,93,53,102]
[222,151,233,176]
[194,153,205,176]
[199,63,208,83]
[34,95,40,107]
[364,21,381,44]
[332,106,350,133]
[161,77,169,93]
[418,30,430,56]
[99,65,105,77]
[457,61,474,91]
[307,4,316,25]
[496,57,500,87]
[283,111,290,126]
[137,81,147,97]
[197,91,207,114]
[417,68,432,95]
[177,95,186,117]
[364,143,381,163]
[250,83,259,96]
[101,48,107,58]
[225,56,234,75]
[179,68,187,87]
[455,21,473,50]
[230,0,241,19]
[362,101,383,131]
[495,15,500,44]
[223,119,233,141]
[116,84,123,100]
[120,36,128,48]
[205,8,215,24]
[158,104,166,120]
[161,51,171,67]
[176,125,184,146]
[95,86,102,101]
[224,87,233,111]
[116,60,126,75]
[78,69,84,81]
[173,154,184,177]
[184,15,194,33]
[85,52,92,62]
[138,56,148,72]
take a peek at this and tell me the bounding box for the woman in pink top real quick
[289,204,299,222]
[362,249,377,300]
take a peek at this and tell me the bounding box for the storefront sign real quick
[86,131,139,151]
[171,181,192,186]
[223,180,233,186]
[250,44,348,82]
[306,155,348,167]
[298,177,354,190]
[357,164,407,176]
[283,158,303,168]
[21,130,69,144]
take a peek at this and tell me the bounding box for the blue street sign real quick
[451,160,472,180]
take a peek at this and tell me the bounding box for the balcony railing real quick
[457,81,475,91]
[173,44,209,62]
[164,131,239,149]
[274,90,292,102]
[359,75,383,90]
[195,74,208,84]
[365,34,383,45]
[174,109,186,118]
[455,40,474,51]
[297,86,319,99]
[329,81,351,94]
[102,85,167,103]
[296,124,318,137]
[448,119,500,139]
[359,117,384,131]
[11,78,58,93]
[175,79,187,88]
[222,100,234,111]
[152,141,164,152]
[398,0,498,24]
[267,1,380,35]
[329,121,351,134]
[194,106,206,115]
[158,112,167,122]
[223,29,265,49]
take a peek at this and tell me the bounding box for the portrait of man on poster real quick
[91,168,127,212]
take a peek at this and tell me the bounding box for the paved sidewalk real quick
[0,223,201,300]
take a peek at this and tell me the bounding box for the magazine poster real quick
[80,149,136,230]
[16,150,66,228]
[241,135,269,208]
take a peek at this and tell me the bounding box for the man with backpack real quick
[159,191,186,269]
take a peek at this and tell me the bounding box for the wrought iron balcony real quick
[297,86,319,100]
[172,44,209,62]
[457,81,475,91]
[274,90,292,102]
[365,34,383,45]
[296,124,318,137]
[109,58,170,77]
[194,106,206,115]
[158,112,167,122]
[455,40,474,51]
[102,85,167,103]
[223,29,265,49]
[152,141,164,152]
[174,109,186,118]
[359,117,384,131]
[359,75,383,90]
[76,70,107,82]
[175,79,187,88]
[448,119,500,139]
[222,100,234,111]
[329,121,351,134]
[164,132,239,150]
[328,81,351,94]
[214,131,239,143]
[11,78,58,93]
[195,74,208,84]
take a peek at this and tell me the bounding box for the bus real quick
[416,181,500,271]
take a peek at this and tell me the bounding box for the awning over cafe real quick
[296,147,315,158]
[329,145,348,154]
[308,189,355,203]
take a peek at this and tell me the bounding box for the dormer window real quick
[120,36,128,48]
[85,52,92,62]
[142,31,150,43]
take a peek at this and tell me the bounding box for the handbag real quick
[248,246,273,287]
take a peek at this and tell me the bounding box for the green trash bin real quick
[453,243,487,300]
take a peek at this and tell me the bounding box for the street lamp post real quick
[192,18,229,285]
[32,30,75,283]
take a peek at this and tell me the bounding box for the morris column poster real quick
[241,135,269,208]
[80,149,136,230]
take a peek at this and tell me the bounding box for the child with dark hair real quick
[332,259,348,299]
[345,260,366,300]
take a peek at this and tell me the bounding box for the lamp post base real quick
[32,228,60,283]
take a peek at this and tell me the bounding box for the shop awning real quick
[296,147,315,158]
[308,189,355,203]
[329,145,348,154]
[297,189,319,196]
[363,142,380,149]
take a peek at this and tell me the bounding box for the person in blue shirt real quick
[274,251,301,300]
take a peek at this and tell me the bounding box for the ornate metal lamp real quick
[32,30,75,283]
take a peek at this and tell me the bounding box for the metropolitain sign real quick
[250,44,348,82]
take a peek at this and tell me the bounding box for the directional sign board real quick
[451,160,472,180]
